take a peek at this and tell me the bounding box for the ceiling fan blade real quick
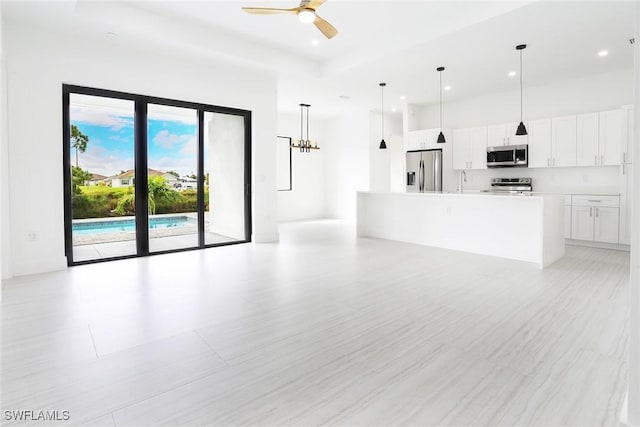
[306,0,326,9]
[314,14,338,39]
[242,7,300,15]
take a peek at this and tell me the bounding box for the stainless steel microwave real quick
[486,144,528,168]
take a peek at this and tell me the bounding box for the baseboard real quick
[566,239,630,252]
[252,232,279,243]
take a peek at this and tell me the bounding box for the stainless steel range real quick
[484,177,532,194]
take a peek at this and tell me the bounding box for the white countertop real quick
[358,190,561,199]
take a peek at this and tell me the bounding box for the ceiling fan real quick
[242,0,338,39]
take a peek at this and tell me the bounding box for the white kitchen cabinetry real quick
[407,129,445,151]
[577,113,599,166]
[452,127,487,170]
[594,207,620,243]
[570,195,620,244]
[552,116,577,167]
[598,109,622,166]
[620,163,633,245]
[622,105,634,164]
[576,110,623,166]
[487,123,527,147]
[564,195,572,239]
[528,119,552,168]
[571,206,594,241]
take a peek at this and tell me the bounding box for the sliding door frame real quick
[62,84,252,266]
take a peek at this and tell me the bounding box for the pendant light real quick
[379,83,387,149]
[515,44,528,136]
[290,103,319,152]
[436,66,446,143]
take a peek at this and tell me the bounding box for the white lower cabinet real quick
[569,195,620,244]
[564,205,572,239]
[571,206,595,241]
[594,207,620,244]
[620,163,633,245]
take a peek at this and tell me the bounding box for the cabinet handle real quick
[623,152,626,163]
[590,207,593,217]
[469,161,472,169]
[547,158,550,167]
[587,200,601,203]
[595,155,598,165]
[596,208,599,218]
[601,154,604,165]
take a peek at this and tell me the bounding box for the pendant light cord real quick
[381,85,385,139]
[439,71,443,130]
[520,49,523,122]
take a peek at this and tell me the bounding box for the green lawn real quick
[79,186,132,196]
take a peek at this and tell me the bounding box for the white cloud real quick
[70,106,133,131]
[152,130,195,150]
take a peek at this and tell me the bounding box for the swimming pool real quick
[72,216,195,235]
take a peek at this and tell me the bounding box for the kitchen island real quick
[356,191,565,268]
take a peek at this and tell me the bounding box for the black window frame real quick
[62,84,252,266]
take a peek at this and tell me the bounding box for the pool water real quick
[73,216,194,235]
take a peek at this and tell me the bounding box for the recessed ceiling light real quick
[598,50,608,57]
[311,39,319,47]
[508,71,517,77]
[105,31,118,38]
[338,95,351,100]
[392,108,397,112]
[444,86,452,91]
[400,95,406,100]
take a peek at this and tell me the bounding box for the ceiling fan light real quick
[516,121,528,136]
[298,9,316,24]
[379,139,387,150]
[437,131,446,144]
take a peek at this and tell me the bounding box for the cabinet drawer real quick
[571,195,619,208]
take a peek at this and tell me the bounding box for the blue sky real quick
[70,105,198,177]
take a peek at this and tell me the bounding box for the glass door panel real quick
[69,94,136,262]
[203,112,247,245]
[147,104,199,253]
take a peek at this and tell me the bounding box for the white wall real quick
[2,20,279,277]
[323,111,370,220]
[0,1,11,280]
[369,112,403,193]
[411,68,634,195]
[276,112,325,222]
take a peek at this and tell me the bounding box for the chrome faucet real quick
[458,170,467,193]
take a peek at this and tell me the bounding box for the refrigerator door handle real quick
[418,159,424,192]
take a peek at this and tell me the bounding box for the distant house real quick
[86,173,107,186]
[105,169,178,188]
[174,176,198,191]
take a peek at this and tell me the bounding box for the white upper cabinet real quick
[452,129,470,170]
[577,113,599,166]
[598,109,622,166]
[407,129,447,151]
[487,123,527,147]
[487,124,508,147]
[452,127,487,170]
[552,115,577,167]
[528,118,552,168]
[469,127,488,170]
[622,106,634,164]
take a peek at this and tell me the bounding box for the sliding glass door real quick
[63,85,251,265]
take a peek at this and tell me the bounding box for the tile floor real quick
[1,220,630,426]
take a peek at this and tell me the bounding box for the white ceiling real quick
[2,1,635,116]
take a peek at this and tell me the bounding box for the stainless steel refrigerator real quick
[406,149,443,192]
